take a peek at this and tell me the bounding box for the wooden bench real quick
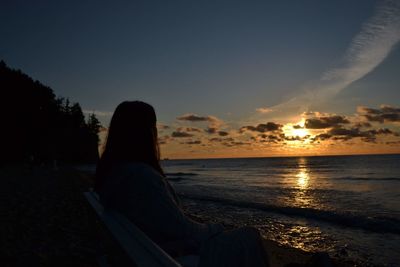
[84,190,199,267]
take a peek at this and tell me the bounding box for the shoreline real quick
[185,203,357,267]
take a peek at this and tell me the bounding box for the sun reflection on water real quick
[296,169,310,189]
[296,157,310,188]
[293,157,314,208]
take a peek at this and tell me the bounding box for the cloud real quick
[171,126,207,138]
[357,106,381,114]
[205,128,231,136]
[209,137,234,142]
[284,135,311,142]
[304,105,400,143]
[381,105,400,113]
[258,134,285,143]
[358,105,400,123]
[168,104,400,154]
[205,127,217,134]
[218,131,229,136]
[186,140,202,145]
[256,107,273,113]
[312,125,397,143]
[177,127,202,132]
[311,133,332,142]
[370,128,398,135]
[353,122,372,128]
[177,113,224,131]
[304,115,350,129]
[240,122,283,133]
[269,0,400,114]
[177,113,217,122]
[171,131,194,138]
[328,127,366,139]
[293,124,303,129]
[157,124,170,130]
[321,0,400,89]
[386,141,400,145]
[222,141,250,147]
[204,136,251,147]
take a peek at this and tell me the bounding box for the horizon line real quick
[163,152,400,161]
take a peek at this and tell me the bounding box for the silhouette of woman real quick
[95,101,269,267]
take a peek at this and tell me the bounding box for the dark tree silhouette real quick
[0,60,101,164]
[87,113,102,143]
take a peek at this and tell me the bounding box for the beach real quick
[1,164,358,267]
[1,165,99,266]
[162,155,400,266]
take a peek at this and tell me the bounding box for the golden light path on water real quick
[287,157,324,251]
[296,168,310,189]
[296,157,310,190]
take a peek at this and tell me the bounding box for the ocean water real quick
[162,154,400,266]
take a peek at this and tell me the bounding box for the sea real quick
[162,154,400,267]
[78,154,400,266]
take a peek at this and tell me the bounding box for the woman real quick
[95,101,269,267]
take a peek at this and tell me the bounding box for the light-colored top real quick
[98,162,223,254]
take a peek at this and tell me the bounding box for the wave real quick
[336,176,400,181]
[178,193,400,235]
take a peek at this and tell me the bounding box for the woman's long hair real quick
[95,101,164,191]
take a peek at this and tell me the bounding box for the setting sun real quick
[283,119,311,139]
[291,128,309,138]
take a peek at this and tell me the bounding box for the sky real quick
[1,0,400,158]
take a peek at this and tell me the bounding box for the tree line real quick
[0,60,101,164]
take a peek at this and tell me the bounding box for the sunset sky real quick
[1,0,400,158]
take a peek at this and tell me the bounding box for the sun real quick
[291,128,309,138]
[283,118,310,138]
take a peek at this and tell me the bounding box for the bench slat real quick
[84,191,182,267]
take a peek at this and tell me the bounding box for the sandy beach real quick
[1,165,355,267]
